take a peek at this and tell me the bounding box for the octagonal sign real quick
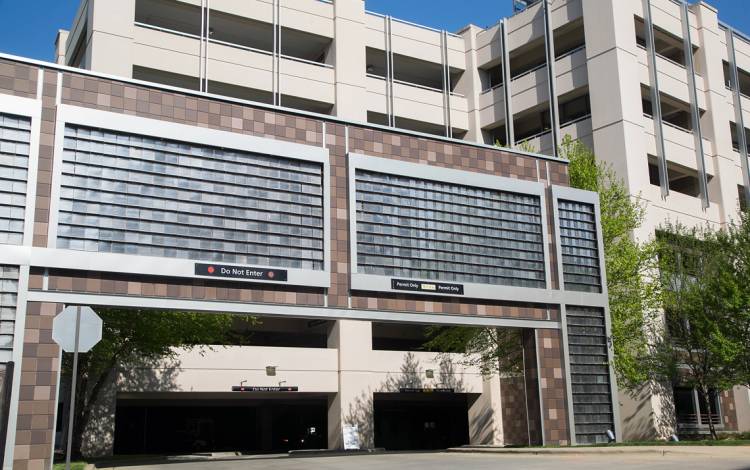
[52,306,103,353]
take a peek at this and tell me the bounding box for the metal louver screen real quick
[0,113,31,245]
[355,170,546,288]
[58,125,325,270]
[0,265,19,362]
[567,306,614,444]
[559,199,602,293]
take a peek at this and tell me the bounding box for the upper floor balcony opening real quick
[132,65,334,114]
[514,92,591,143]
[514,104,551,144]
[482,124,508,147]
[730,122,750,153]
[635,16,697,68]
[366,111,467,139]
[508,19,586,81]
[555,18,586,60]
[648,156,710,198]
[135,0,333,67]
[559,90,591,126]
[365,47,463,93]
[723,61,750,97]
[134,65,202,92]
[479,61,504,93]
[740,185,748,212]
[642,86,701,133]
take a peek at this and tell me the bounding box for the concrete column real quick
[327,319,374,449]
[457,25,484,143]
[468,375,505,445]
[735,386,750,432]
[332,0,367,122]
[582,0,653,241]
[54,30,69,65]
[88,0,136,78]
[693,3,742,224]
[582,0,649,195]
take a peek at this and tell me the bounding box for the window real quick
[567,306,614,444]
[558,200,602,293]
[354,169,547,288]
[0,113,31,246]
[0,265,19,357]
[58,125,326,270]
[673,386,722,427]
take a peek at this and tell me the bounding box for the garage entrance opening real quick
[373,392,470,450]
[114,396,328,455]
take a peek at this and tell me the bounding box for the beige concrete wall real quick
[735,386,750,433]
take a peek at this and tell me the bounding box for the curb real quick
[447,446,689,456]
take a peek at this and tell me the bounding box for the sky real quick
[0,0,748,63]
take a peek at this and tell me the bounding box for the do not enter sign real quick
[52,306,103,353]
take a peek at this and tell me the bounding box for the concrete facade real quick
[0,1,747,468]
[55,0,750,440]
[0,52,622,470]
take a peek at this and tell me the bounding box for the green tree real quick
[652,223,748,439]
[561,136,659,388]
[723,210,750,390]
[427,136,658,387]
[62,309,254,457]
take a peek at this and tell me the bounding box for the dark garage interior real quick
[373,392,471,450]
[114,396,328,455]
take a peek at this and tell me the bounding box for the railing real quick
[720,20,750,48]
[677,413,722,426]
[208,37,272,57]
[511,62,547,81]
[487,46,585,91]
[725,84,750,100]
[365,10,461,38]
[644,113,694,134]
[280,54,334,69]
[516,115,591,145]
[556,44,586,61]
[480,81,504,95]
[561,113,592,128]
[135,21,333,69]
[516,128,551,144]
[368,74,465,98]
[134,21,200,41]
[636,43,702,76]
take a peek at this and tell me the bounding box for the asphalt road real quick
[98,449,750,470]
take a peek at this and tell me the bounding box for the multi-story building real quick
[53,0,750,441]
[0,0,747,466]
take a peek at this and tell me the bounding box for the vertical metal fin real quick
[681,2,709,209]
[643,0,670,198]
[441,31,453,138]
[543,0,560,156]
[727,28,750,207]
[501,19,515,147]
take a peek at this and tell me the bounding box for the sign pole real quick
[65,307,81,470]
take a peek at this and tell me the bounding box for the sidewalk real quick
[448,445,750,457]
